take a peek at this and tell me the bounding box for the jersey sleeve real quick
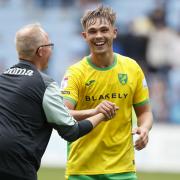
[42,81,93,142]
[133,64,149,107]
[60,67,82,106]
[43,81,77,126]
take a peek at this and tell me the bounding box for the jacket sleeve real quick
[42,81,93,142]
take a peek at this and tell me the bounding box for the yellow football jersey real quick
[61,53,149,175]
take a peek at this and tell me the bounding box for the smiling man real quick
[61,5,153,180]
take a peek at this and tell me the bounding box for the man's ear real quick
[113,28,118,39]
[37,47,43,57]
[81,32,87,40]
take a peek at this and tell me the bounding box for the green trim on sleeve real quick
[67,142,72,158]
[133,99,149,107]
[63,96,77,106]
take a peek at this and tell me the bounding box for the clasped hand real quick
[94,100,119,120]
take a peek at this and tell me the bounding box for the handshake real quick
[68,100,119,128]
[86,100,119,123]
[94,100,119,120]
[86,100,119,128]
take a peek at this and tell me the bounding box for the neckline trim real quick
[86,53,117,71]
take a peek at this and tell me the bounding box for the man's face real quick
[41,34,53,70]
[82,17,117,55]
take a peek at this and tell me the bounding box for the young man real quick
[61,6,153,180]
[0,23,118,180]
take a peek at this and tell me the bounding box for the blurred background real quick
[0,0,180,179]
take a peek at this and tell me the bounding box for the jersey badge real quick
[118,73,128,85]
[61,76,68,89]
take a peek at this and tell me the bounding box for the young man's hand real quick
[132,127,149,150]
[94,100,119,120]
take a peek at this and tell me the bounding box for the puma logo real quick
[85,80,95,87]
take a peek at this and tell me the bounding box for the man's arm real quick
[43,82,116,142]
[64,99,119,121]
[133,103,153,151]
[52,113,106,142]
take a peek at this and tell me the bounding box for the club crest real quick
[118,73,128,85]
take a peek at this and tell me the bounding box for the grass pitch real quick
[38,167,180,180]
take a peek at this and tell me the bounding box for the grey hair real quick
[15,23,46,59]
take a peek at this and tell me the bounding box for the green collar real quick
[87,53,117,71]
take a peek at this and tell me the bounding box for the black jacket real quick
[0,60,93,180]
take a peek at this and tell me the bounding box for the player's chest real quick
[80,70,135,102]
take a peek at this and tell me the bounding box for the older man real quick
[0,23,118,180]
